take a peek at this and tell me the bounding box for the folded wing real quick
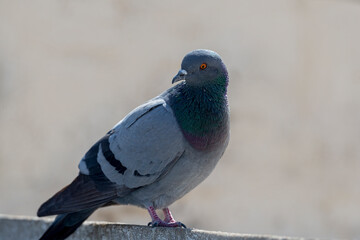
[38,98,185,216]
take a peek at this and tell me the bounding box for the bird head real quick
[172,49,228,87]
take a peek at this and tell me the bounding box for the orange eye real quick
[200,63,207,70]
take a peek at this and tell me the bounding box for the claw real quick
[148,221,160,228]
[180,222,187,228]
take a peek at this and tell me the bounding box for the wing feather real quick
[79,97,185,190]
[37,174,121,216]
[108,98,185,188]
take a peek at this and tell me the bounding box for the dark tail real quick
[39,209,95,240]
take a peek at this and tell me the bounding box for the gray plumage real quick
[38,49,230,240]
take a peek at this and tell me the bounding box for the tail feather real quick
[39,209,95,240]
[37,174,118,217]
[37,174,120,239]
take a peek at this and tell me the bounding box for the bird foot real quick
[146,206,187,228]
[148,220,186,228]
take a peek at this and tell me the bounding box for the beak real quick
[172,69,187,84]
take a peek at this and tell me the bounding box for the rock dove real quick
[37,49,230,240]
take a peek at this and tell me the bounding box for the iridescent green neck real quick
[168,75,229,150]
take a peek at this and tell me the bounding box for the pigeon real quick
[37,49,230,240]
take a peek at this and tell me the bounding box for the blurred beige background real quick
[0,0,360,239]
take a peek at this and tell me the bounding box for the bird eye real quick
[200,63,207,70]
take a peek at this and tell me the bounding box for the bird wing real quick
[38,97,185,216]
[80,97,185,189]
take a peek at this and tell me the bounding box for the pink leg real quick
[147,206,163,225]
[146,206,186,228]
[162,208,186,228]
[162,208,176,223]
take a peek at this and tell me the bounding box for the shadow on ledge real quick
[0,214,309,240]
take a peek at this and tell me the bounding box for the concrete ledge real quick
[0,214,309,240]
